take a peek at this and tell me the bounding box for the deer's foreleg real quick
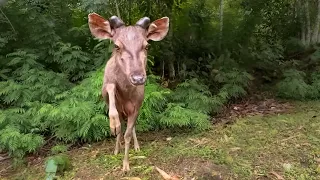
[106,84,121,136]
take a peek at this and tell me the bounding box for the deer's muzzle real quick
[130,74,146,85]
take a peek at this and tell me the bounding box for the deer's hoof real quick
[114,148,119,155]
[110,125,121,136]
[122,161,130,172]
[134,145,140,152]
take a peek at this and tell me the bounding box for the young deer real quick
[88,13,169,172]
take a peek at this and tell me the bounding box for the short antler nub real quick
[109,16,125,29]
[135,17,151,29]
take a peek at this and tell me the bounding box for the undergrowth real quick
[276,47,320,100]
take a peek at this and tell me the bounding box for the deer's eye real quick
[115,45,121,51]
[145,44,150,50]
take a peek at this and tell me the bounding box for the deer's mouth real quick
[130,74,146,86]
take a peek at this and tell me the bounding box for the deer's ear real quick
[88,13,113,40]
[147,17,169,41]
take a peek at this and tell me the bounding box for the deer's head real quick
[88,13,169,86]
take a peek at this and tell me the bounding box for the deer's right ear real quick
[88,13,113,40]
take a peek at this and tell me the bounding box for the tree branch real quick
[0,7,15,33]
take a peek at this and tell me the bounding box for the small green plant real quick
[45,145,71,180]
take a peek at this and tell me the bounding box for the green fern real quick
[51,42,91,81]
[50,145,68,155]
[159,103,210,131]
[136,75,171,132]
[309,72,320,99]
[277,69,311,100]
[170,78,216,114]
[0,126,44,159]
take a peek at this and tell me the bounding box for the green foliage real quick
[170,78,216,114]
[136,75,171,132]
[45,154,72,179]
[209,53,254,112]
[0,50,72,106]
[0,126,44,160]
[309,72,320,99]
[51,42,91,81]
[50,145,68,155]
[277,69,320,100]
[277,69,310,100]
[284,37,305,55]
[159,103,211,131]
[1,0,319,168]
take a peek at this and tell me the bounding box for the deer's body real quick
[102,54,145,115]
[88,13,169,172]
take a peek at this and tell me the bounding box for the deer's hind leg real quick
[122,111,139,172]
[132,126,140,151]
[114,113,124,155]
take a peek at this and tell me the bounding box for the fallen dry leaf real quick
[131,156,147,159]
[90,150,99,158]
[154,166,181,180]
[269,171,284,180]
[214,97,293,124]
[301,142,311,146]
[280,135,300,142]
[171,175,181,180]
[121,177,142,180]
[155,166,171,180]
[188,138,209,145]
[230,147,241,152]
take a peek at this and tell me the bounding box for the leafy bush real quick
[309,72,320,99]
[0,125,44,166]
[0,70,215,161]
[277,69,312,100]
[284,37,305,55]
[159,103,211,131]
[170,78,216,114]
[136,75,171,132]
[209,53,254,112]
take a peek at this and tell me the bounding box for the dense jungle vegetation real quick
[1,0,320,172]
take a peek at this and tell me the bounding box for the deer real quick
[88,13,169,172]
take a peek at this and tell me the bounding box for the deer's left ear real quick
[147,17,169,41]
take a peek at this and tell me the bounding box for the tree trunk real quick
[219,0,224,51]
[314,0,320,44]
[305,0,311,46]
[168,60,175,79]
[161,59,165,79]
[299,0,306,45]
[167,12,176,80]
[294,0,298,19]
[318,27,320,42]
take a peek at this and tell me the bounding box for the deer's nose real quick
[130,74,145,85]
